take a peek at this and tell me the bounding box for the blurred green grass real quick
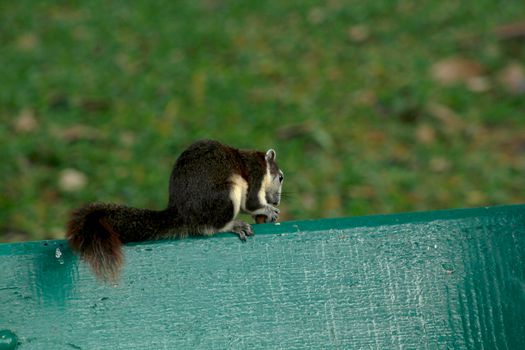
[1,1,525,241]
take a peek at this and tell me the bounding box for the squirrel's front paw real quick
[256,205,279,223]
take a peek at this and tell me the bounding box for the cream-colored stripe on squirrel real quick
[67,139,284,281]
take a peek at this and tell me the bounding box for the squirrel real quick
[66,139,284,281]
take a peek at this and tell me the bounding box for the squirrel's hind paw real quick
[230,220,254,242]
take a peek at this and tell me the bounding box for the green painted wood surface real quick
[1,205,525,349]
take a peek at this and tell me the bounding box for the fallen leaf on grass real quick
[323,194,342,213]
[78,98,111,112]
[466,191,486,206]
[500,134,525,156]
[301,193,316,211]
[416,124,436,144]
[465,76,490,93]
[493,21,525,40]
[497,63,525,95]
[431,57,484,86]
[13,109,38,133]
[277,122,314,140]
[353,89,377,106]
[50,124,102,142]
[429,157,451,173]
[16,33,38,51]
[59,169,88,192]
[119,131,136,147]
[348,25,370,43]
[350,186,376,200]
[427,103,465,133]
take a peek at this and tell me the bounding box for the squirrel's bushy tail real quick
[66,204,123,282]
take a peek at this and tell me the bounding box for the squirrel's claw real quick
[265,205,280,223]
[231,220,254,242]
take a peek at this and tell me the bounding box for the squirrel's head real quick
[264,149,283,206]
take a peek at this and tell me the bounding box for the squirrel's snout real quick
[268,193,281,206]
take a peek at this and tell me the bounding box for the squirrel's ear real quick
[265,149,276,162]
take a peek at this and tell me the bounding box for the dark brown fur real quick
[66,140,281,282]
[67,205,123,282]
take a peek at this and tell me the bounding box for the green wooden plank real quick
[1,205,525,349]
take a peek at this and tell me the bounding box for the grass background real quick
[1,1,524,242]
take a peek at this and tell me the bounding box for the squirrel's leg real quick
[208,182,253,241]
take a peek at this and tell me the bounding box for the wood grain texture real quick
[1,205,525,349]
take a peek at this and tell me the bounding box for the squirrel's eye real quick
[278,175,284,182]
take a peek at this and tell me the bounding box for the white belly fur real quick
[227,174,248,222]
